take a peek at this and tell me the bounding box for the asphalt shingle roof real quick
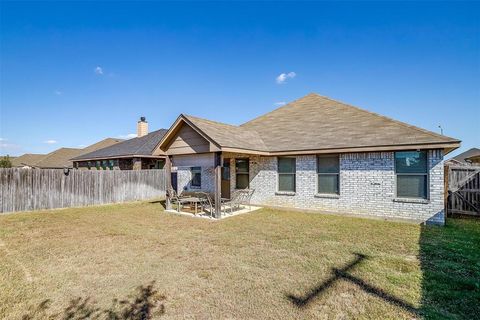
[11,154,47,167]
[72,129,168,161]
[184,115,267,151]
[34,148,86,168]
[165,93,459,154]
[11,138,123,168]
[240,93,459,152]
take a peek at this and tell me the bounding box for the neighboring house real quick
[154,93,460,224]
[11,154,47,168]
[72,117,168,170]
[11,138,122,169]
[465,154,480,164]
[445,148,480,166]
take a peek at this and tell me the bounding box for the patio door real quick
[221,158,231,199]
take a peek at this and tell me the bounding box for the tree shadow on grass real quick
[419,217,480,319]
[286,252,418,316]
[22,281,166,320]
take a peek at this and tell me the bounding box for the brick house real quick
[72,117,168,170]
[154,93,460,224]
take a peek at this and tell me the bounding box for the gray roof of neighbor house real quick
[11,154,47,167]
[449,148,480,163]
[72,129,168,161]
[159,93,460,155]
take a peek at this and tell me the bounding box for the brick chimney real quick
[137,116,148,137]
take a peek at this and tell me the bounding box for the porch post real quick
[214,152,222,218]
[165,155,172,210]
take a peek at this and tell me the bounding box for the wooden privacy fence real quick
[0,168,166,214]
[446,165,480,216]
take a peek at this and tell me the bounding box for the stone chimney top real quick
[137,117,148,137]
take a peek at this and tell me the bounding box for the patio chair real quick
[196,192,215,217]
[222,190,245,213]
[167,188,190,212]
[222,189,255,213]
[242,189,255,210]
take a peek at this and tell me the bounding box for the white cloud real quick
[43,140,58,144]
[118,133,137,139]
[0,139,22,155]
[274,101,286,107]
[54,90,62,96]
[94,66,104,75]
[276,71,296,84]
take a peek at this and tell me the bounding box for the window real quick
[108,160,115,170]
[102,160,108,170]
[278,157,296,192]
[235,158,249,189]
[395,151,428,199]
[317,155,340,194]
[96,161,101,170]
[87,161,92,170]
[155,159,165,169]
[191,167,201,188]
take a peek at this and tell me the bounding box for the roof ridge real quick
[184,114,240,128]
[318,95,459,142]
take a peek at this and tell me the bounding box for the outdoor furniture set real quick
[167,188,255,217]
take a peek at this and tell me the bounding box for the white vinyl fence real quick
[0,168,166,214]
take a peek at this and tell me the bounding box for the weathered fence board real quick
[0,168,166,214]
[446,165,480,216]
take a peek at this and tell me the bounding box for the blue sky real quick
[1,1,478,157]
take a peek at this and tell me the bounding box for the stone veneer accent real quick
[223,149,445,224]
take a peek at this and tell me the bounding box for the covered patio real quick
[153,113,267,219]
[165,190,261,219]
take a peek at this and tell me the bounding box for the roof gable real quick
[161,121,212,155]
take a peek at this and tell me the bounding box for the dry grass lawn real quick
[0,202,478,319]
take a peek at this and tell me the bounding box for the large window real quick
[317,155,340,194]
[191,167,201,188]
[278,157,296,192]
[235,158,249,189]
[395,151,428,199]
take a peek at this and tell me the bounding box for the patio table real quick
[180,196,203,215]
